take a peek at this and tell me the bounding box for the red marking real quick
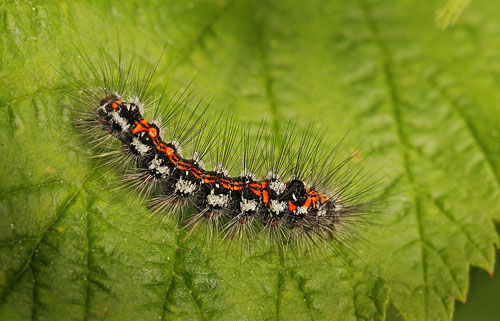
[202,176,216,184]
[231,181,244,191]
[239,218,247,224]
[157,144,168,154]
[249,182,261,189]
[176,160,192,171]
[132,119,149,134]
[191,168,203,175]
[310,195,318,208]
[148,127,157,138]
[230,184,243,191]
[219,178,244,191]
[164,146,174,156]
[250,188,261,196]
[303,189,321,209]
[205,212,214,218]
[246,181,270,205]
[288,201,297,211]
[262,190,269,205]
[132,124,145,134]
[112,100,122,109]
[191,170,201,179]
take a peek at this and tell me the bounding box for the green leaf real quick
[1,0,499,320]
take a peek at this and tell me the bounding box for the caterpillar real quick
[61,48,379,254]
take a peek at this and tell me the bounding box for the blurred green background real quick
[454,253,500,321]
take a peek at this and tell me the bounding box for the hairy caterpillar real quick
[61,48,379,255]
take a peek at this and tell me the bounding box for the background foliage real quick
[1,0,500,320]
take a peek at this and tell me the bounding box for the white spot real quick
[269,179,286,195]
[296,206,308,214]
[207,191,230,207]
[240,198,258,212]
[110,111,130,132]
[131,137,150,156]
[317,209,327,217]
[175,177,197,195]
[129,96,145,114]
[99,103,108,111]
[151,118,162,131]
[267,171,280,180]
[192,152,205,169]
[168,140,181,149]
[240,169,256,181]
[269,200,286,214]
[214,163,229,176]
[168,140,182,157]
[148,155,170,176]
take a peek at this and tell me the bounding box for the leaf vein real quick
[0,182,84,305]
[360,1,430,319]
[428,76,500,192]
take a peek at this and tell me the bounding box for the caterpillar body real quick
[65,50,377,252]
